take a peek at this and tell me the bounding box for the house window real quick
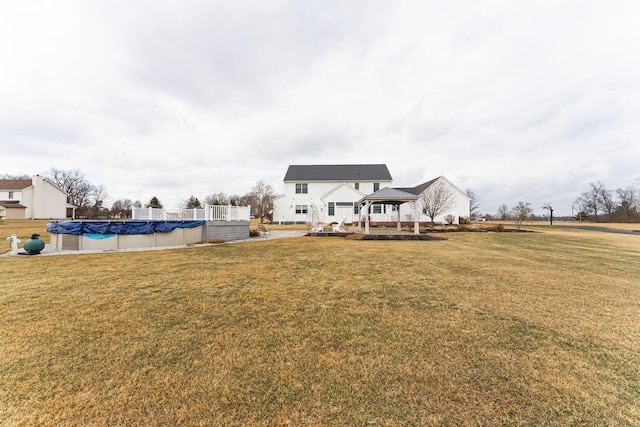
[295,205,308,214]
[8,191,14,199]
[353,203,359,214]
[373,183,380,192]
[373,204,382,213]
[328,202,335,216]
[295,183,308,194]
[354,183,359,190]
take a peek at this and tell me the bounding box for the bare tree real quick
[110,199,133,218]
[249,180,276,223]
[575,181,606,222]
[418,180,455,229]
[497,204,510,221]
[204,192,229,205]
[466,189,480,221]
[46,168,96,216]
[91,184,110,218]
[0,173,30,179]
[599,186,616,222]
[511,201,533,230]
[615,186,640,222]
[122,199,133,216]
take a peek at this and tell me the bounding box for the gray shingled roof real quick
[284,164,392,182]
[359,187,418,203]
[394,177,439,195]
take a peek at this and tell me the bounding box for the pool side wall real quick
[49,221,250,251]
[204,220,250,242]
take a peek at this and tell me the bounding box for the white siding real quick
[272,169,470,226]
[273,180,391,224]
[23,176,68,219]
[398,178,470,224]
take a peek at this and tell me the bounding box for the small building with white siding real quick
[0,175,70,219]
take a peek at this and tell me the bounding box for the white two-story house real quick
[272,164,471,225]
[0,175,70,219]
[272,164,393,225]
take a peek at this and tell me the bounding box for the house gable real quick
[42,178,68,197]
[321,182,365,201]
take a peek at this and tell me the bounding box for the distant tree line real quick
[2,168,278,221]
[483,180,640,224]
[573,181,639,222]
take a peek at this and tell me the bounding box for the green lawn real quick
[1,224,639,425]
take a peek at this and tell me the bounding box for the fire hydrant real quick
[7,234,21,255]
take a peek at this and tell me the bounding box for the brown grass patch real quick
[1,227,640,425]
[0,219,51,244]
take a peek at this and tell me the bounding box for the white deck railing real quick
[132,205,251,221]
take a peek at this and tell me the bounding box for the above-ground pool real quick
[47,220,249,251]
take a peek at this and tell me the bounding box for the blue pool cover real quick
[47,220,205,236]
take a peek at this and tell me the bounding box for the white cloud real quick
[1,0,639,214]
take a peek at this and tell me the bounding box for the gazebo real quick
[357,187,421,234]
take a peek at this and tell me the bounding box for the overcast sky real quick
[2,1,639,216]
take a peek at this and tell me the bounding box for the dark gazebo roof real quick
[358,187,418,205]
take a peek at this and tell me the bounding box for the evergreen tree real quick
[146,196,163,209]
[183,195,202,209]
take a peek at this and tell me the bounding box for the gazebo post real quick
[413,201,420,234]
[357,202,363,232]
[365,201,370,234]
[396,203,402,232]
